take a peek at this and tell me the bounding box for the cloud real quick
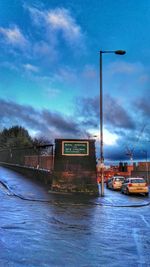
[26,6,85,47]
[42,110,82,135]
[0,98,149,162]
[104,94,135,129]
[0,99,88,140]
[33,40,58,62]
[73,94,146,162]
[103,127,150,163]
[135,96,150,118]
[0,6,85,73]
[0,25,28,48]
[56,66,77,83]
[104,144,128,162]
[46,8,82,42]
[108,61,144,75]
[23,63,39,73]
[75,95,135,130]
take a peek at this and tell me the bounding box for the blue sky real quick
[0,0,150,163]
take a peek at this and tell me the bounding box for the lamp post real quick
[99,50,126,196]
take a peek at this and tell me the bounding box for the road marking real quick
[132,228,146,266]
[140,215,150,228]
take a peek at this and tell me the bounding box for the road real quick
[0,166,150,267]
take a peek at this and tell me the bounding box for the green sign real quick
[62,141,89,156]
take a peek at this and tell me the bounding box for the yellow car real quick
[121,177,149,196]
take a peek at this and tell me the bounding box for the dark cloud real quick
[135,97,150,118]
[74,94,150,162]
[75,95,135,130]
[0,98,149,162]
[0,99,87,139]
[104,145,129,162]
[75,97,98,118]
[42,110,85,136]
[0,99,48,132]
[103,138,150,164]
[104,94,135,129]
[105,124,150,162]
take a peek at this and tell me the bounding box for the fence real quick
[0,144,54,171]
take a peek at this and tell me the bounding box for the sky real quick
[0,0,150,164]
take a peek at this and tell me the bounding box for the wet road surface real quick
[0,166,150,267]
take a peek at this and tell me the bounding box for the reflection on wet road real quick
[0,166,150,267]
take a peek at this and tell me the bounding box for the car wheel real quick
[145,192,149,196]
[121,189,124,194]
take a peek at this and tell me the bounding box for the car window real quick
[115,177,124,181]
[130,179,145,183]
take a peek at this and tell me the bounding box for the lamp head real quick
[115,50,126,55]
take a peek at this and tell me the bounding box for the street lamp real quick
[99,50,126,196]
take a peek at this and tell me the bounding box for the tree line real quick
[0,125,51,149]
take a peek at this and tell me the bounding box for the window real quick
[115,177,124,181]
[131,179,145,184]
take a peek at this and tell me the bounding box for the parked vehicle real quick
[107,176,125,190]
[121,177,149,196]
[106,177,112,188]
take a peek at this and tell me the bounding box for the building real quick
[131,161,150,184]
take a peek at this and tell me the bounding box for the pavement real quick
[95,183,150,207]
